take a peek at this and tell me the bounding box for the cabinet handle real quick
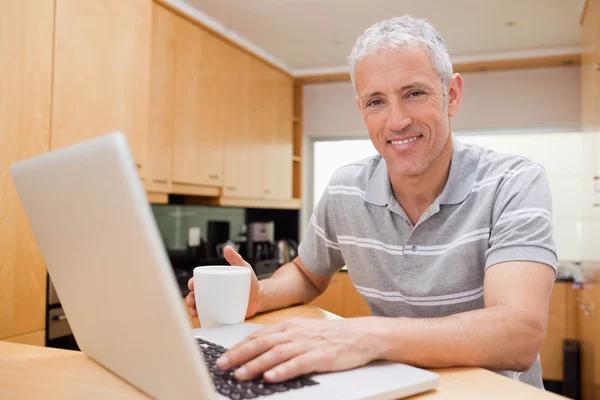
[226,186,236,191]
[264,189,272,194]
[135,163,142,169]
[152,179,168,184]
[208,175,220,180]
[595,63,600,71]
[594,176,600,180]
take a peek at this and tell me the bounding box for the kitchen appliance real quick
[247,221,275,261]
[275,239,299,265]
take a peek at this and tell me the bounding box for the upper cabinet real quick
[172,14,227,190]
[147,4,177,193]
[149,4,297,206]
[51,0,151,178]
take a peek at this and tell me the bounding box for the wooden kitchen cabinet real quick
[51,0,151,178]
[577,283,600,400]
[146,3,177,193]
[263,70,294,201]
[310,273,345,317]
[148,3,296,206]
[309,272,370,318]
[222,52,264,200]
[0,0,53,340]
[171,13,228,190]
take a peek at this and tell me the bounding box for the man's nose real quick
[387,101,412,132]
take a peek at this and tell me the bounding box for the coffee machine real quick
[247,221,275,262]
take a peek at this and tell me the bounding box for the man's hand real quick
[215,318,383,383]
[186,246,261,319]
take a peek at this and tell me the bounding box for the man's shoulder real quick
[470,142,546,185]
[327,155,381,189]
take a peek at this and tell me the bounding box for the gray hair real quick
[348,15,453,93]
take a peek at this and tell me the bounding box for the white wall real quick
[303,66,581,138]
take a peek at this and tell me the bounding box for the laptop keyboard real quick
[196,338,319,399]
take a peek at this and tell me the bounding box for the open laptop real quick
[10,132,439,400]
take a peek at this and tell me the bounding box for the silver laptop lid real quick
[11,132,214,399]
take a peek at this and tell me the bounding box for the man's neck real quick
[389,137,453,225]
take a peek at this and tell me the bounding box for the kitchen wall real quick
[152,205,246,250]
[303,65,581,138]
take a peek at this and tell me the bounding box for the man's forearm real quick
[255,261,322,314]
[370,305,546,372]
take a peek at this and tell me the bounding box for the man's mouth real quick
[388,135,422,145]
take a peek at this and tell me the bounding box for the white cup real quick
[193,266,251,328]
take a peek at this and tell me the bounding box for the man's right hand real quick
[186,246,261,319]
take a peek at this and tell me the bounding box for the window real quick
[313,139,377,208]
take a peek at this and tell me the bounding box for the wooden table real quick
[0,305,567,399]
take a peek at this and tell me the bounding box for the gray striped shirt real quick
[299,136,558,388]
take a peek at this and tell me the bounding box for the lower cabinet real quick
[2,330,45,347]
[309,271,370,318]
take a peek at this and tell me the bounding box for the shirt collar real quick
[364,136,480,207]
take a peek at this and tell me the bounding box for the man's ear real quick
[447,73,463,117]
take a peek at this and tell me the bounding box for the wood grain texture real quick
[153,0,293,80]
[2,329,45,347]
[540,283,571,381]
[577,283,600,400]
[51,0,151,177]
[147,3,177,192]
[184,196,302,210]
[0,0,53,339]
[309,273,344,316]
[0,304,568,399]
[172,14,226,188]
[339,272,371,318]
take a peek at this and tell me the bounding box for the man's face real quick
[355,45,462,176]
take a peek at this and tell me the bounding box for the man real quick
[186,15,556,389]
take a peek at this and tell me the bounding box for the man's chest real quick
[332,201,494,317]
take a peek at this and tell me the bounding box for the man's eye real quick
[367,99,382,107]
[408,90,424,98]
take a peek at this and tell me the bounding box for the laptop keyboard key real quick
[196,337,319,399]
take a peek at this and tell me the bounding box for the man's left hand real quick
[215,318,384,383]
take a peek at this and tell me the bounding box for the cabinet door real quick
[577,283,600,400]
[221,49,261,198]
[52,0,151,177]
[172,18,224,188]
[340,273,371,318]
[309,273,344,317]
[0,0,53,339]
[261,70,293,201]
[147,4,177,192]
[270,72,294,201]
[245,57,274,199]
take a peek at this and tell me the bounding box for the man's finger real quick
[187,277,194,291]
[234,341,307,381]
[216,331,290,370]
[262,349,327,383]
[223,246,251,268]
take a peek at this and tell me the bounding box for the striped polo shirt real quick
[299,135,558,388]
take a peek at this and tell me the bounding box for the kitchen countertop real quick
[0,305,566,400]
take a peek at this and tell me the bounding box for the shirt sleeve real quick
[298,186,345,277]
[485,162,558,276]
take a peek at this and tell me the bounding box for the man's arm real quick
[217,260,555,382]
[375,261,555,371]
[255,257,333,314]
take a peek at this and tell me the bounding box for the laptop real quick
[10,132,439,400]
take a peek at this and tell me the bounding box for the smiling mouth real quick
[389,135,422,145]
